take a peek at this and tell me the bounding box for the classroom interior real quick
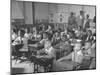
[11,0,96,74]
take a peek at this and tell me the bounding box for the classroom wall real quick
[11,0,24,19]
[48,3,58,23]
[24,2,33,24]
[83,6,95,19]
[34,2,95,23]
[34,2,49,22]
[11,0,95,24]
[11,0,33,24]
[48,4,83,23]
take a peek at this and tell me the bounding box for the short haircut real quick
[74,42,82,47]
[12,29,17,33]
[70,12,74,15]
[43,32,52,40]
[85,41,92,46]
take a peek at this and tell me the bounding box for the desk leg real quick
[34,63,38,73]
[44,67,47,72]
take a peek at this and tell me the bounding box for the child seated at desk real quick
[36,32,56,59]
[83,42,92,56]
[83,42,96,69]
[53,35,72,58]
[12,30,24,46]
[82,41,95,57]
[12,29,17,42]
[56,41,84,69]
[52,31,61,46]
[24,28,30,39]
[12,30,24,58]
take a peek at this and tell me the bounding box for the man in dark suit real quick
[68,12,77,31]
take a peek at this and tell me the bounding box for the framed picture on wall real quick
[11,0,96,74]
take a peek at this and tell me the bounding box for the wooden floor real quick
[12,60,34,74]
[11,59,75,74]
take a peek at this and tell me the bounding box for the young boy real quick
[84,42,96,69]
[37,32,56,59]
[53,35,72,59]
[57,41,84,69]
